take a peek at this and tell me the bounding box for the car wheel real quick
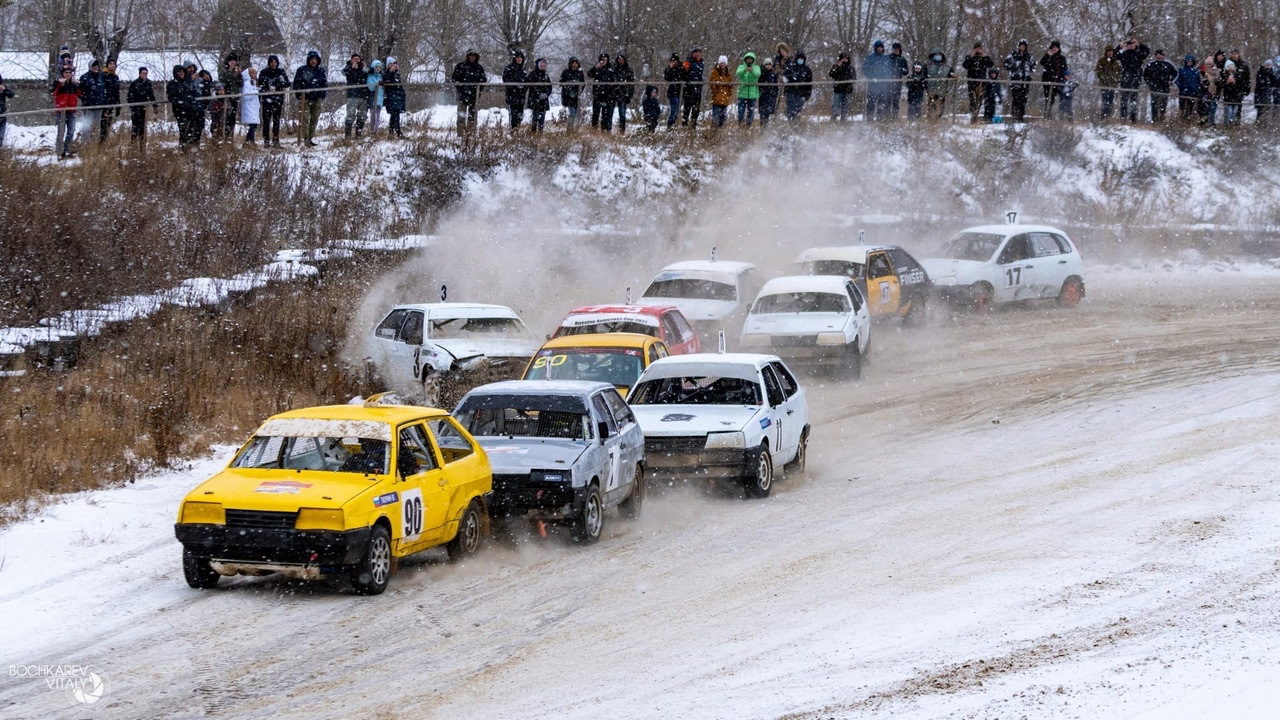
[973,283,994,311]
[844,343,863,380]
[618,464,645,520]
[744,445,773,499]
[570,484,605,544]
[351,524,393,595]
[902,295,926,327]
[1058,278,1084,308]
[785,429,808,474]
[182,547,220,589]
[445,500,483,562]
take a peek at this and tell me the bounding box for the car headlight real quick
[705,432,746,449]
[740,333,770,347]
[530,469,570,483]
[815,332,847,346]
[180,501,225,525]
[295,508,346,531]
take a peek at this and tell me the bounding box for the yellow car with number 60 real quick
[522,333,669,398]
[174,396,491,595]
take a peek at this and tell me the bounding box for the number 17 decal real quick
[1005,267,1022,286]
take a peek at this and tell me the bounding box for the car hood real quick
[743,312,848,336]
[431,337,539,362]
[639,298,739,321]
[631,404,764,437]
[473,437,589,474]
[185,468,381,511]
[919,258,983,281]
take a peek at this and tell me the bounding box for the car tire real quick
[1058,277,1084,308]
[785,429,808,475]
[973,283,994,311]
[844,343,863,380]
[902,295,926,327]
[570,484,605,544]
[350,524,393,595]
[182,547,220,589]
[445,500,483,562]
[618,464,645,520]
[744,445,773,499]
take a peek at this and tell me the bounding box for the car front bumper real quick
[175,523,371,567]
[488,475,587,521]
[644,438,766,480]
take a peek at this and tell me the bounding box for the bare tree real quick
[481,0,574,56]
[832,0,884,54]
[883,0,961,57]
[76,0,136,65]
[338,0,419,60]
[419,0,481,76]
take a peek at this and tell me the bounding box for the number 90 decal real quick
[400,488,424,541]
[532,354,569,369]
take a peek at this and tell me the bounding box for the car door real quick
[760,365,790,460]
[995,234,1035,302]
[591,392,625,502]
[392,310,427,387]
[394,422,449,551]
[424,417,485,540]
[845,281,871,353]
[769,361,804,457]
[865,252,900,316]
[1030,232,1072,298]
[602,389,643,481]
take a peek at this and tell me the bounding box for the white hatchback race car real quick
[628,353,808,498]
[371,303,540,390]
[741,276,872,378]
[920,223,1086,309]
[636,259,764,335]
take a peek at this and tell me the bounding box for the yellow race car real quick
[521,332,669,397]
[174,396,491,595]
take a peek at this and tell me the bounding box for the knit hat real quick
[670,53,680,62]
[873,40,884,49]
[1050,40,1061,49]
[892,42,902,50]
[718,55,728,65]
[386,56,396,65]
[1224,60,1236,70]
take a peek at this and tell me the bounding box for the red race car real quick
[552,304,702,355]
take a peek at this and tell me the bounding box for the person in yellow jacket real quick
[709,55,734,127]
[735,51,761,125]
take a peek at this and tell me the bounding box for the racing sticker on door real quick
[606,446,622,492]
[400,487,424,542]
[878,281,890,304]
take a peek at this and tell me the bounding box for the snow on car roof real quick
[392,303,522,320]
[639,353,776,383]
[953,224,1070,236]
[657,260,757,276]
[793,245,896,264]
[467,380,617,397]
[757,275,853,297]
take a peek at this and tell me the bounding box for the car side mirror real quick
[598,422,611,440]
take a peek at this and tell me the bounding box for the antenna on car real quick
[858,228,866,245]
[717,330,726,353]
[710,246,717,262]
[440,284,448,302]
[1005,211,1018,224]
[625,286,632,304]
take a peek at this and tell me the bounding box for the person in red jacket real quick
[50,65,81,157]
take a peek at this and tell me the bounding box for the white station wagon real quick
[628,353,808,498]
[372,303,540,390]
[741,276,872,378]
[920,223,1086,309]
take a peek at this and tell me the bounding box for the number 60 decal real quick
[401,488,424,540]
[532,354,569,369]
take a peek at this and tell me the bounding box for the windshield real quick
[524,347,644,388]
[941,232,1004,262]
[643,278,737,301]
[556,320,659,338]
[793,260,863,278]
[429,316,525,339]
[232,435,389,474]
[454,395,592,440]
[752,292,850,314]
[630,376,762,406]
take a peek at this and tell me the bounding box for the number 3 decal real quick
[401,488,424,540]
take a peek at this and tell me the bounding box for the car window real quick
[454,394,592,440]
[376,309,408,339]
[558,320,658,338]
[887,249,920,274]
[770,362,799,398]
[602,390,635,426]
[630,375,762,405]
[400,311,424,345]
[659,314,681,343]
[1051,234,1073,254]
[753,292,850,314]
[867,253,894,279]
[794,259,863,279]
[846,282,864,312]
[761,366,785,407]
[941,232,1004,261]
[1030,233,1062,258]
[425,418,474,463]
[997,235,1032,265]
[397,424,438,475]
[671,312,695,341]
[644,278,736,301]
[591,393,617,434]
[233,435,390,475]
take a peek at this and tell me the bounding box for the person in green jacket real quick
[736,51,761,125]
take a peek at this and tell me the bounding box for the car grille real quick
[224,509,298,529]
[645,436,707,454]
[770,335,817,347]
[492,473,530,490]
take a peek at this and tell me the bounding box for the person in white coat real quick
[240,66,261,146]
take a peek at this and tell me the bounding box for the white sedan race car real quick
[920,223,1086,309]
[371,303,540,390]
[628,353,808,498]
[740,275,872,378]
[636,259,764,334]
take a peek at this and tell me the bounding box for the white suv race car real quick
[920,223,1086,309]
[371,303,540,390]
[636,259,764,335]
[628,353,809,498]
[740,276,872,378]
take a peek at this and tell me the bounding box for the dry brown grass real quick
[0,253,405,518]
